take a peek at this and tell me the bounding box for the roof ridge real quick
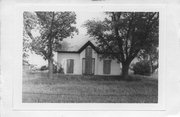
[56,40,99,53]
[77,40,98,53]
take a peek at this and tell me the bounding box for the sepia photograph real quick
[22,11,159,103]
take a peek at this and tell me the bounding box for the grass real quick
[22,72,158,103]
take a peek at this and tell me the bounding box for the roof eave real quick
[56,51,79,53]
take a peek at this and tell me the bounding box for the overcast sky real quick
[28,11,106,67]
[65,11,105,46]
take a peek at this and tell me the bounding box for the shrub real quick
[53,64,64,74]
[53,64,57,73]
[132,60,152,76]
[57,66,64,74]
[40,65,48,71]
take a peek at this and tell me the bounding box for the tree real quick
[23,12,38,64]
[138,46,158,73]
[84,12,159,79]
[148,48,158,73]
[23,12,78,77]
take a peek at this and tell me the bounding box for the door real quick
[85,46,92,74]
[82,46,95,75]
[82,58,95,75]
[66,59,74,73]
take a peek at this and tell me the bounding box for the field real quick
[22,72,158,103]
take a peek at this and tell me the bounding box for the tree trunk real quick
[47,12,55,79]
[47,35,53,78]
[48,40,53,78]
[121,62,130,79]
[48,58,53,78]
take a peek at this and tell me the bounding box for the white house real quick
[56,41,122,75]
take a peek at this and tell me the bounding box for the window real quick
[103,60,111,74]
[85,46,92,58]
[66,59,74,73]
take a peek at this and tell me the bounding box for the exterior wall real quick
[57,53,81,74]
[96,55,121,75]
[111,60,122,75]
[57,46,122,75]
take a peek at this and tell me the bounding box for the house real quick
[56,41,122,75]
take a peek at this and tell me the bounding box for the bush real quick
[53,64,57,73]
[40,65,48,71]
[40,63,64,74]
[132,60,152,76]
[53,64,64,74]
[57,66,64,74]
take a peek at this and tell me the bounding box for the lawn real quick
[22,72,158,103]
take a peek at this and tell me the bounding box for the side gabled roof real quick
[56,41,99,53]
[56,40,119,55]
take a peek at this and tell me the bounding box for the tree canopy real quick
[23,12,78,60]
[84,12,159,78]
[23,12,38,63]
[23,11,78,76]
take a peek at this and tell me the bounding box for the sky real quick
[28,11,106,67]
[65,11,105,45]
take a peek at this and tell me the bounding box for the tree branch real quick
[47,12,55,59]
[125,13,135,58]
[111,12,125,62]
[98,35,121,62]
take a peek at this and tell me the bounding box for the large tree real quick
[23,12,38,64]
[23,12,78,77]
[84,12,159,79]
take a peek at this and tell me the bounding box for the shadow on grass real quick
[24,71,152,82]
[28,72,140,79]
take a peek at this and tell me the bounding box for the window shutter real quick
[67,59,74,73]
[92,58,95,74]
[82,58,85,74]
[103,60,111,74]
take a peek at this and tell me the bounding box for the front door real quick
[82,46,95,75]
